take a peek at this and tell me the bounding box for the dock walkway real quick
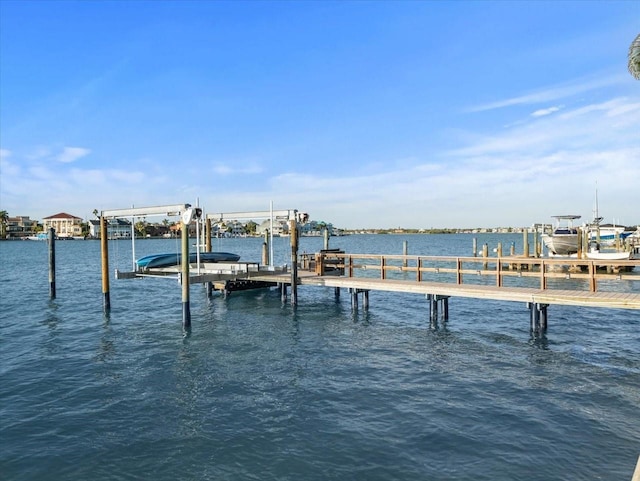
[252,270,640,310]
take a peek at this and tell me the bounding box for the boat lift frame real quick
[100,203,196,326]
[100,203,307,328]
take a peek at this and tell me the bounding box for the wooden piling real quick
[539,304,548,332]
[262,230,269,266]
[205,218,213,297]
[403,241,408,267]
[429,294,438,327]
[589,261,597,292]
[482,243,489,269]
[48,227,56,299]
[523,228,529,258]
[528,302,548,333]
[181,220,191,328]
[323,228,330,250]
[290,218,298,306]
[528,302,539,331]
[100,216,111,313]
[473,238,478,257]
[577,227,584,259]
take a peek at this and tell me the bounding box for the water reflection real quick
[182,325,192,339]
[94,338,116,363]
[529,332,550,350]
[93,317,117,368]
[42,300,60,331]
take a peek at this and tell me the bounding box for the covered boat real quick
[136,252,240,270]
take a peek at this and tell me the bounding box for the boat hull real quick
[541,233,579,255]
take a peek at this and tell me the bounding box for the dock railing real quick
[301,252,640,293]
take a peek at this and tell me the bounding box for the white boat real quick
[547,244,633,273]
[588,224,633,246]
[25,233,49,241]
[541,214,633,256]
[585,248,631,261]
[548,250,631,261]
[541,215,581,255]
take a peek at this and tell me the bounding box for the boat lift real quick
[100,203,196,325]
[99,203,308,328]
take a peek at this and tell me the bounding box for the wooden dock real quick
[98,204,639,330]
[131,252,640,311]
[251,270,640,310]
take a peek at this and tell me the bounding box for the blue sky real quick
[1,1,638,229]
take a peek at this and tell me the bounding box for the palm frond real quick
[629,33,640,80]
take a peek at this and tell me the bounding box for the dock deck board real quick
[249,271,640,310]
[126,256,640,311]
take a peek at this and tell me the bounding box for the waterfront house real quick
[88,219,132,239]
[42,212,83,238]
[5,216,40,239]
[256,219,288,236]
[300,220,334,236]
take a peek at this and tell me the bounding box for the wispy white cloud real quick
[468,74,626,113]
[0,149,20,178]
[26,146,52,161]
[56,146,91,163]
[211,161,264,175]
[0,147,172,218]
[220,91,640,228]
[531,106,562,117]
[450,97,640,159]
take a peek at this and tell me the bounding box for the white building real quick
[42,212,83,238]
[88,219,132,239]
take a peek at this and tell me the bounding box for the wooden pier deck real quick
[130,253,640,310]
[252,270,640,310]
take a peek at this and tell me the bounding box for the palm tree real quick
[629,33,640,80]
[135,220,147,238]
[0,210,8,238]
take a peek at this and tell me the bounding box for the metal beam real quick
[102,204,191,219]
[206,210,298,221]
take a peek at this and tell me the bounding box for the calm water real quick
[1,234,639,481]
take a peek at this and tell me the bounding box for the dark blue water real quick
[1,234,639,480]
